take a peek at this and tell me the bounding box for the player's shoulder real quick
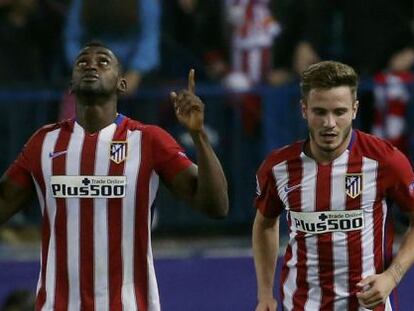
[30,119,72,140]
[123,117,174,140]
[123,117,162,132]
[354,130,398,160]
[260,140,304,170]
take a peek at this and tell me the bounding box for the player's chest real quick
[274,157,381,212]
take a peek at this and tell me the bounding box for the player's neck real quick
[75,98,118,133]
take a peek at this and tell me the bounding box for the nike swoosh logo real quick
[49,150,68,159]
[284,184,301,193]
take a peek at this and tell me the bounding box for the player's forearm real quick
[385,212,414,285]
[253,214,279,300]
[190,129,228,218]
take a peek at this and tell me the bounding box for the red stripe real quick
[286,158,308,310]
[261,47,271,81]
[80,134,98,310]
[316,164,334,310]
[387,100,407,116]
[242,51,249,75]
[108,126,128,310]
[53,129,71,310]
[345,151,363,311]
[134,131,151,311]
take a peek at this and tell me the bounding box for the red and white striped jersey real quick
[255,130,414,311]
[227,0,280,83]
[6,114,192,311]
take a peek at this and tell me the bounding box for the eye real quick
[313,109,326,116]
[99,59,109,66]
[76,60,87,67]
[335,109,347,116]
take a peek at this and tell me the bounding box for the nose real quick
[323,113,336,128]
[84,59,98,71]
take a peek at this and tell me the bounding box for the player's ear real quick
[352,100,359,120]
[117,77,127,93]
[301,99,308,119]
[68,81,73,94]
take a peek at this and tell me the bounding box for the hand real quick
[356,272,397,309]
[255,298,277,311]
[293,42,320,75]
[170,69,205,133]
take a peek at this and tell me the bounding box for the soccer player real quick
[253,61,414,310]
[0,42,228,310]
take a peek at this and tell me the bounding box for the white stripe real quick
[331,151,350,311]
[273,161,295,311]
[273,161,289,209]
[94,124,117,311]
[381,199,388,269]
[121,130,141,311]
[41,128,61,310]
[300,154,321,310]
[361,158,378,283]
[248,48,261,83]
[147,172,160,311]
[283,233,298,311]
[66,124,84,311]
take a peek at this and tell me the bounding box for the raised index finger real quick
[188,69,195,93]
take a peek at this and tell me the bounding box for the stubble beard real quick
[309,124,352,153]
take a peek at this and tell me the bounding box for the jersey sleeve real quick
[5,132,38,189]
[386,147,414,212]
[150,126,193,182]
[254,156,284,218]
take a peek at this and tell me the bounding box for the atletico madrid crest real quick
[345,174,363,198]
[110,141,128,164]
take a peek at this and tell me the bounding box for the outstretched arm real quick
[253,210,279,311]
[357,211,414,309]
[0,176,33,225]
[168,69,228,218]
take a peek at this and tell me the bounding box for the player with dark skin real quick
[0,44,229,224]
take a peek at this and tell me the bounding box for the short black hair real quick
[83,40,110,50]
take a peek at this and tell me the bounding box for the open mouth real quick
[82,74,99,82]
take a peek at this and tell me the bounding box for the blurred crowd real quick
[0,0,412,87]
[1,0,414,241]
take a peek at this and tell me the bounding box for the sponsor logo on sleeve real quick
[50,175,126,198]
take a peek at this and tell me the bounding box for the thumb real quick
[356,276,374,290]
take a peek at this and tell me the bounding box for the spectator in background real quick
[268,0,414,85]
[0,0,48,87]
[224,0,280,90]
[64,0,160,95]
[160,0,228,82]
